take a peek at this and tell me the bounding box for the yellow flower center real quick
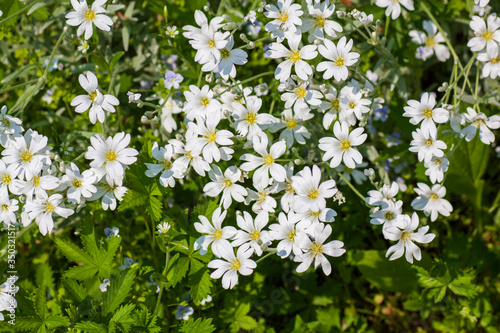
[423,108,433,118]
[20,150,33,162]
[33,176,40,187]
[249,229,261,240]
[430,193,439,200]
[162,160,172,169]
[330,98,340,111]
[230,259,241,271]
[2,204,9,211]
[220,48,231,59]
[288,50,301,63]
[223,178,233,188]
[340,139,351,151]
[349,101,356,109]
[294,87,307,99]
[185,151,194,160]
[200,97,210,107]
[473,118,486,127]
[400,231,412,242]
[257,191,267,203]
[106,151,118,161]
[244,112,257,124]
[2,174,11,184]
[263,154,274,166]
[278,11,289,23]
[482,30,494,42]
[208,40,216,48]
[310,241,324,257]
[425,139,433,146]
[286,118,297,129]
[425,37,436,47]
[435,158,441,166]
[205,131,217,143]
[384,212,394,220]
[313,15,326,28]
[288,230,297,241]
[285,180,294,193]
[335,57,345,67]
[89,91,98,102]
[311,210,321,218]
[84,9,96,22]
[72,179,82,188]
[212,228,223,240]
[45,202,55,213]
[308,188,319,200]
[491,57,500,64]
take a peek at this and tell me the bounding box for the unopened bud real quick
[222,14,233,22]
[247,41,255,49]
[141,115,149,123]
[336,11,346,19]
[205,73,213,82]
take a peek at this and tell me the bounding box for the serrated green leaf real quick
[109,51,125,71]
[34,286,47,320]
[167,256,190,288]
[74,321,108,332]
[62,278,87,303]
[54,237,94,266]
[97,235,121,278]
[63,265,99,281]
[413,266,446,288]
[118,188,148,211]
[80,219,100,260]
[189,259,213,303]
[35,263,54,292]
[180,318,216,333]
[11,316,44,330]
[103,267,137,315]
[44,316,70,329]
[131,309,161,333]
[110,304,136,333]
[146,194,163,222]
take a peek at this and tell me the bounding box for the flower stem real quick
[0,0,42,26]
[337,172,367,203]
[255,248,277,264]
[154,249,171,316]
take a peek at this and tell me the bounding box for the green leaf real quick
[103,266,137,315]
[54,237,94,266]
[74,321,108,333]
[166,256,190,288]
[44,316,70,329]
[448,270,478,298]
[62,278,87,303]
[109,51,125,72]
[180,318,216,333]
[34,286,47,320]
[413,266,446,288]
[35,263,54,292]
[189,259,213,303]
[131,309,161,333]
[110,304,136,332]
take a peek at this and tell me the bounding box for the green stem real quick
[337,172,367,203]
[255,249,277,264]
[154,249,171,316]
[0,79,39,94]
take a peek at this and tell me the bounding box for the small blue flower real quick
[100,278,111,292]
[119,257,137,270]
[246,22,262,37]
[175,305,194,320]
[164,71,184,89]
[104,227,120,238]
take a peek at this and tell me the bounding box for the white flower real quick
[0,276,18,311]
[104,227,120,238]
[409,20,450,62]
[264,0,303,42]
[183,85,222,120]
[60,163,97,203]
[294,223,345,275]
[277,163,296,213]
[296,207,336,235]
[270,108,312,148]
[317,37,359,81]
[186,112,234,163]
[385,213,435,263]
[269,211,310,258]
[266,33,318,82]
[0,160,23,197]
[319,85,352,129]
[232,211,271,256]
[375,0,414,20]
[200,294,212,305]
[23,193,74,236]
[245,180,278,214]
[467,15,500,54]
[190,26,229,71]
[291,165,337,213]
[127,91,141,103]
[65,0,113,40]
[460,107,500,145]
[409,128,447,163]
[85,132,139,183]
[160,97,182,133]
[1,129,51,180]
[370,200,403,231]
[157,222,171,234]
[411,183,453,222]
[478,46,500,79]
[145,142,179,188]
[240,136,287,187]
[70,72,120,124]
[183,10,224,40]
[424,156,449,184]
[302,0,342,42]
[166,25,178,38]
[339,89,371,121]
[365,182,399,206]
[0,196,19,228]
[403,92,449,137]
[231,97,276,142]
[203,165,248,209]
[89,179,127,211]
[0,106,23,148]
[280,82,322,114]
[23,171,59,201]
[319,121,367,169]
[77,39,90,53]
[170,135,211,177]
[208,242,256,289]
[175,305,194,320]
[194,207,237,256]
[216,36,248,80]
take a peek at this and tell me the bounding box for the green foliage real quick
[180,318,216,333]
